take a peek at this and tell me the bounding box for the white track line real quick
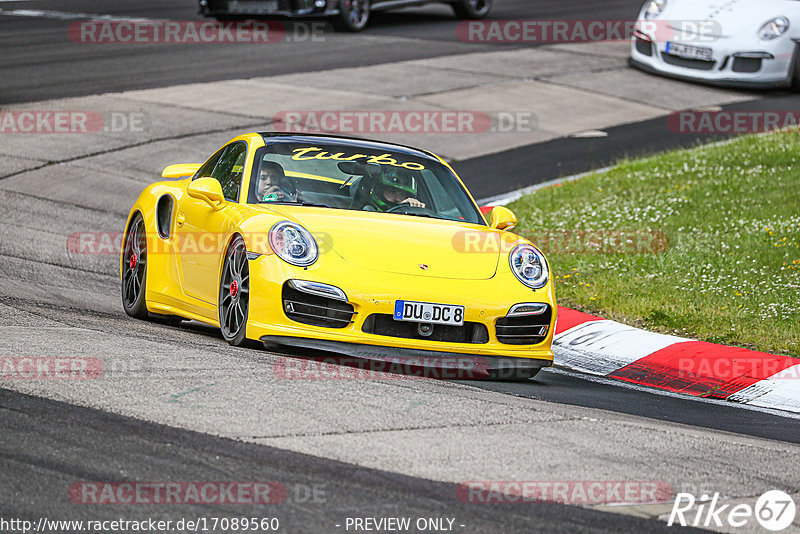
[478,132,772,207]
[478,166,612,206]
[0,8,156,22]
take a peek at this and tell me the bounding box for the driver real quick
[366,168,425,212]
[257,161,296,202]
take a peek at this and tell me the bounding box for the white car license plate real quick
[666,42,713,61]
[227,0,278,13]
[394,300,464,326]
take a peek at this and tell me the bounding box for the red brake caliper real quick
[230,280,239,298]
[129,254,137,269]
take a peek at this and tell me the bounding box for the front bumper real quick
[263,336,552,378]
[629,30,796,89]
[244,252,556,364]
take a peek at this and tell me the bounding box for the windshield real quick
[246,141,485,225]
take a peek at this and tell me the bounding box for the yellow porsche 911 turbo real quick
[121,133,556,379]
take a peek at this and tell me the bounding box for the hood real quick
[656,0,797,38]
[262,206,500,280]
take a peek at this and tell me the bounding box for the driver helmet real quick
[370,167,418,211]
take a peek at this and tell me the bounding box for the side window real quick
[420,170,452,214]
[194,148,224,181]
[211,142,247,202]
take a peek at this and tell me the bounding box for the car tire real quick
[121,213,185,324]
[333,0,370,32]
[121,213,150,320]
[791,44,800,89]
[451,0,492,19]
[219,235,250,346]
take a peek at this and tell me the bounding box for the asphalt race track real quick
[1,388,705,533]
[2,1,800,532]
[0,0,644,103]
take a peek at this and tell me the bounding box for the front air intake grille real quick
[635,37,653,57]
[282,284,355,328]
[495,306,552,345]
[224,0,292,13]
[662,53,716,71]
[731,57,762,73]
[362,314,489,344]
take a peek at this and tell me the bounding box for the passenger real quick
[257,161,296,202]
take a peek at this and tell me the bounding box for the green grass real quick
[509,131,800,357]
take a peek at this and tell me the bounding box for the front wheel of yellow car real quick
[219,235,250,346]
[121,213,149,319]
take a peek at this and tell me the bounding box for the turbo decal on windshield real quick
[290,147,426,170]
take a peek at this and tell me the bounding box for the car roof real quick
[257,132,440,162]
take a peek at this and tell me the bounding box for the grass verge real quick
[509,131,800,357]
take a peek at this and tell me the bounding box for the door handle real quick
[176,212,185,228]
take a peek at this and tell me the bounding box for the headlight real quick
[758,17,789,40]
[644,0,667,20]
[509,244,549,290]
[269,221,318,267]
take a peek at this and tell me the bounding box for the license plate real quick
[227,0,278,13]
[394,300,464,326]
[666,42,713,61]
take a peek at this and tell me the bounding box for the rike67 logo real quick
[668,490,796,531]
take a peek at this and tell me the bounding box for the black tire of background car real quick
[334,0,370,32]
[451,0,492,19]
[792,44,800,89]
[121,213,149,319]
[219,235,251,346]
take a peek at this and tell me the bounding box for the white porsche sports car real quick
[630,0,800,88]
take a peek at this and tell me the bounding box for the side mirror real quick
[162,163,202,179]
[187,178,226,210]
[489,206,517,231]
